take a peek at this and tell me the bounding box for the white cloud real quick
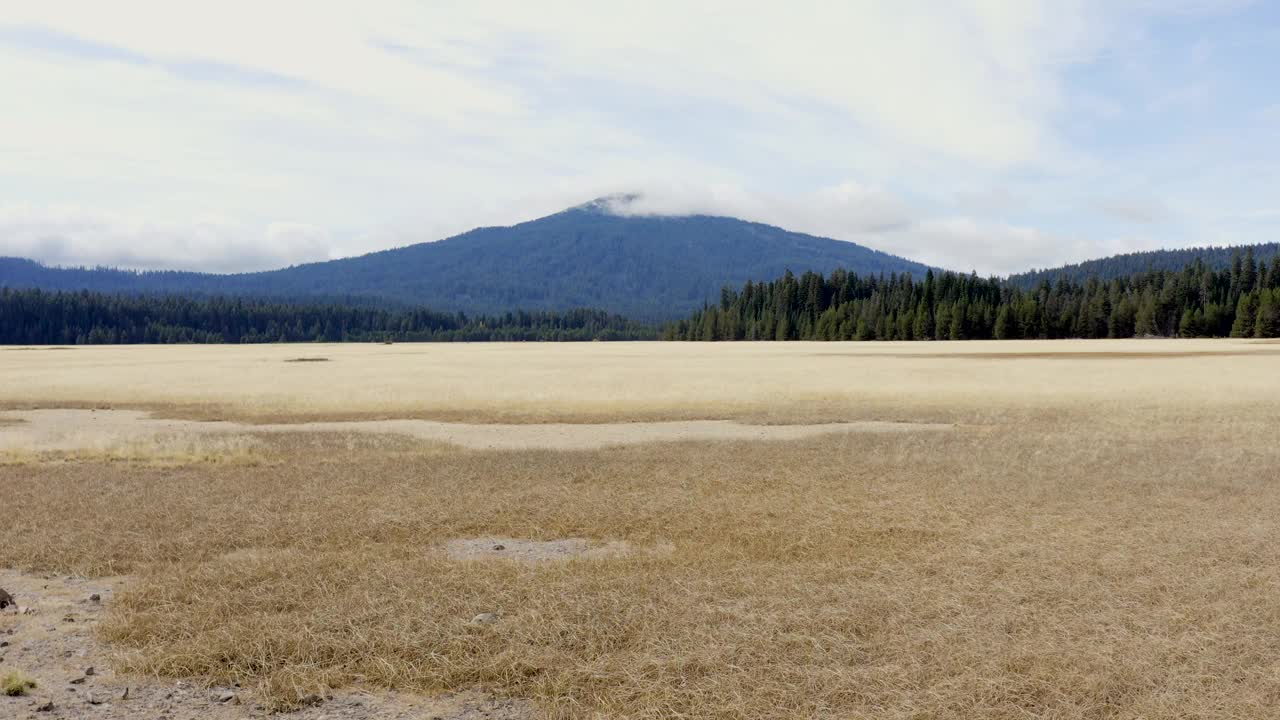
[897,218,1081,274]
[603,181,912,235]
[1097,198,1174,224]
[0,0,1272,279]
[603,185,1103,276]
[2,1,521,124]
[0,206,332,273]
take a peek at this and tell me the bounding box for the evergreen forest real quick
[5,249,1280,344]
[665,249,1280,341]
[0,290,654,344]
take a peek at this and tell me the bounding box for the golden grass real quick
[3,341,1280,717]
[0,432,267,466]
[1,339,1278,424]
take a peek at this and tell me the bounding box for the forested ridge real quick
[0,290,655,344]
[1009,243,1280,287]
[666,248,1280,340]
[6,248,1280,345]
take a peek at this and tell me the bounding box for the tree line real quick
[0,289,655,344]
[1008,242,1280,287]
[665,248,1280,341]
[6,248,1280,345]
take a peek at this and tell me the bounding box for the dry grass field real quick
[3,339,1280,718]
[3,339,1277,424]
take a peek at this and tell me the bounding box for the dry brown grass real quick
[4,405,1280,717]
[3,340,1280,718]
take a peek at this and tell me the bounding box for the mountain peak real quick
[571,193,645,215]
[1,205,930,320]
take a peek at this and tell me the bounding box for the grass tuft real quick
[2,670,37,696]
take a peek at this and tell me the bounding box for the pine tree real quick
[854,318,873,341]
[775,313,791,341]
[1255,290,1280,338]
[912,302,933,340]
[898,311,913,340]
[1243,247,1258,293]
[1230,251,1244,301]
[935,304,952,341]
[994,304,1017,339]
[1134,295,1158,336]
[1179,308,1202,337]
[1231,293,1259,337]
[1108,298,1136,338]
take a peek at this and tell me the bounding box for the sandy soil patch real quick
[0,409,951,454]
[444,537,638,563]
[0,570,532,720]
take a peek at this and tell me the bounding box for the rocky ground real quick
[0,571,532,720]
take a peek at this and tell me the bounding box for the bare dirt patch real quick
[0,409,951,455]
[444,537,637,563]
[0,570,532,720]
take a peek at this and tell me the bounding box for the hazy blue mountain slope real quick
[0,203,931,319]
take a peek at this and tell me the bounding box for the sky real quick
[1,0,1278,275]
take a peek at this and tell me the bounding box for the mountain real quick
[0,199,931,320]
[1009,243,1280,287]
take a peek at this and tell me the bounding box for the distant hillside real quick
[1010,243,1280,287]
[0,199,931,320]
